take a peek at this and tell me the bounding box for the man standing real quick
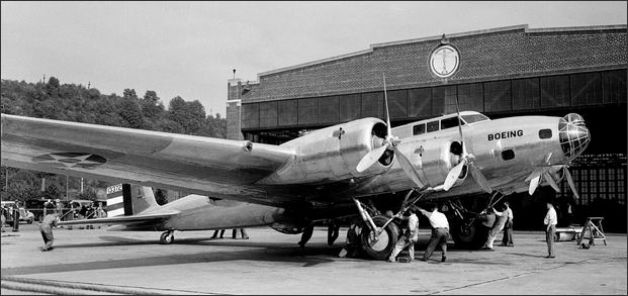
[482,206,507,250]
[501,202,514,247]
[12,204,20,232]
[417,204,450,262]
[544,202,557,258]
[40,209,60,251]
[388,208,419,263]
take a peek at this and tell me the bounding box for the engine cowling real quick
[258,118,393,185]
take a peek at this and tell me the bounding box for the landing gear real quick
[160,230,174,244]
[360,215,400,260]
[446,199,491,249]
[451,218,488,248]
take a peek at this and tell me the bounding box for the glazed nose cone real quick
[559,113,590,158]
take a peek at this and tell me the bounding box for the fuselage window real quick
[413,123,426,135]
[441,117,465,130]
[501,149,515,161]
[427,120,440,132]
[539,129,552,139]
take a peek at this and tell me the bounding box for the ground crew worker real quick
[39,209,60,251]
[417,204,450,262]
[338,217,363,258]
[232,228,249,239]
[1,206,6,233]
[544,202,557,258]
[327,220,339,246]
[298,224,314,248]
[12,204,20,232]
[482,206,507,250]
[501,202,514,247]
[388,208,419,263]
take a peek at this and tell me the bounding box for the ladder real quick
[577,217,607,246]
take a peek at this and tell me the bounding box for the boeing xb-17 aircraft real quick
[0,79,590,260]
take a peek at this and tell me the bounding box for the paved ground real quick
[1,224,626,295]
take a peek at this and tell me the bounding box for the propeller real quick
[526,153,580,199]
[356,74,426,188]
[442,97,492,193]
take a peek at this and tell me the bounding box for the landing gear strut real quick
[352,190,426,260]
[160,230,174,244]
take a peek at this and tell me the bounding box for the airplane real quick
[0,76,590,260]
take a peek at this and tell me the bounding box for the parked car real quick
[1,201,35,224]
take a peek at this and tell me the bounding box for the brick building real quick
[226,24,627,231]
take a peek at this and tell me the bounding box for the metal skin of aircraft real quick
[0,79,591,260]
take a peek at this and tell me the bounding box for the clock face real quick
[429,45,459,78]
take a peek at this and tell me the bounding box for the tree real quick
[141,90,164,119]
[154,189,169,205]
[43,184,61,200]
[123,88,138,100]
[45,77,60,97]
[118,99,144,128]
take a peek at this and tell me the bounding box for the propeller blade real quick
[382,73,392,138]
[356,145,389,173]
[543,171,561,193]
[469,163,492,193]
[454,95,464,144]
[394,146,425,188]
[563,168,580,199]
[444,160,466,191]
[528,170,541,195]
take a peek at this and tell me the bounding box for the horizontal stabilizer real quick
[58,212,178,226]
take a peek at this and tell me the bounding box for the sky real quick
[1,1,626,117]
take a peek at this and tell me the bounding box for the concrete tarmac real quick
[1,224,626,295]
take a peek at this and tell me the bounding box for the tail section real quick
[106,184,159,217]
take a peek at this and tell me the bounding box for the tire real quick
[451,219,489,249]
[160,231,174,244]
[360,216,400,260]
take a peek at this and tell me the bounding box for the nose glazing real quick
[558,113,590,158]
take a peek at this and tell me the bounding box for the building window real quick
[413,124,426,135]
[502,149,515,161]
[539,129,552,139]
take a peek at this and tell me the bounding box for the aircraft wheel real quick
[360,216,400,260]
[160,231,174,244]
[451,219,488,249]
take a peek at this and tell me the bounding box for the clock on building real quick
[429,44,460,78]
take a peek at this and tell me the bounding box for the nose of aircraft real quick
[558,113,590,158]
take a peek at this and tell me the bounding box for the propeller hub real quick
[559,113,590,159]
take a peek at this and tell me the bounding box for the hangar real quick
[226,24,627,231]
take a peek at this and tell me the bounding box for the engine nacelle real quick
[258,118,392,185]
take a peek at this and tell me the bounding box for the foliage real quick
[1,76,227,202]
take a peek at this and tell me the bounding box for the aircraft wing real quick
[1,114,295,198]
[58,212,179,226]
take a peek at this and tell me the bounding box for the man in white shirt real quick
[417,204,450,262]
[388,209,419,263]
[501,202,514,247]
[543,202,558,258]
[482,206,507,250]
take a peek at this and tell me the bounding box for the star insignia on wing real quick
[33,152,106,169]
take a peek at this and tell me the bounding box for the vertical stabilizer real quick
[106,184,159,216]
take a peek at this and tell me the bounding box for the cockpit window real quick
[441,117,465,130]
[461,114,489,124]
